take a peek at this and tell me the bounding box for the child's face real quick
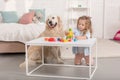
[77,20,86,31]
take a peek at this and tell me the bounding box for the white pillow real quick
[0,13,3,23]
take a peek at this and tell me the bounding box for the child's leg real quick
[84,47,94,66]
[73,47,84,65]
[84,56,94,66]
[74,53,84,65]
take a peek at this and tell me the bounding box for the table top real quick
[26,37,97,47]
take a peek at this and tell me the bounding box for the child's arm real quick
[75,31,91,40]
[75,36,87,40]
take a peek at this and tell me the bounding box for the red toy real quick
[44,38,49,41]
[44,37,73,42]
[113,30,120,40]
[48,38,56,42]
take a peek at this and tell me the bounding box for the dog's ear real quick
[57,16,63,30]
[45,19,49,29]
[46,18,48,25]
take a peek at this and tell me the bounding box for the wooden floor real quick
[0,53,120,80]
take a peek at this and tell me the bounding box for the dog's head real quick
[46,15,62,29]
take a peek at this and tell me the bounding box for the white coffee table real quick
[25,37,97,80]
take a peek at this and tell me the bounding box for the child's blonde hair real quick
[77,16,92,38]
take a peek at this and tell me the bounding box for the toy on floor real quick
[113,30,120,40]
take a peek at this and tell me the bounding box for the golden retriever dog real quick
[20,15,65,68]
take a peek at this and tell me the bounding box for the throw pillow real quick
[1,11,19,23]
[19,11,35,24]
[29,9,45,22]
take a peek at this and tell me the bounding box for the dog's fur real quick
[20,15,65,68]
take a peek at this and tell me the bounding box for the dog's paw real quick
[36,60,42,64]
[57,59,64,64]
[19,62,26,69]
[19,60,42,69]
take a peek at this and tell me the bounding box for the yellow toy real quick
[57,28,77,42]
[66,28,74,40]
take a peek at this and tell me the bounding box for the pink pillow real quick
[19,11,35,24]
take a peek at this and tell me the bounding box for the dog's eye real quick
[52,17,54,19]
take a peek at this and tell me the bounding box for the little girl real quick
[73,16,93,65]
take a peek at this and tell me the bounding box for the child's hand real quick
[75,36,80,40]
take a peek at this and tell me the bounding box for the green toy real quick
[66,28,74,40]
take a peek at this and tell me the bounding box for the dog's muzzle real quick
[48,21,57,28]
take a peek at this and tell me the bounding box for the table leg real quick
[42,46,44,64]
[26,44,29,75]
[96,40,98,68]
[89,46,92,78]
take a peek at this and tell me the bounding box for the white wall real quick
[104,0,120,39]
[0,0,5,10]
[91,0,104,38]
[0,0,28,17]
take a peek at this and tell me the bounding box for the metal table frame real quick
[25,37,97,80]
